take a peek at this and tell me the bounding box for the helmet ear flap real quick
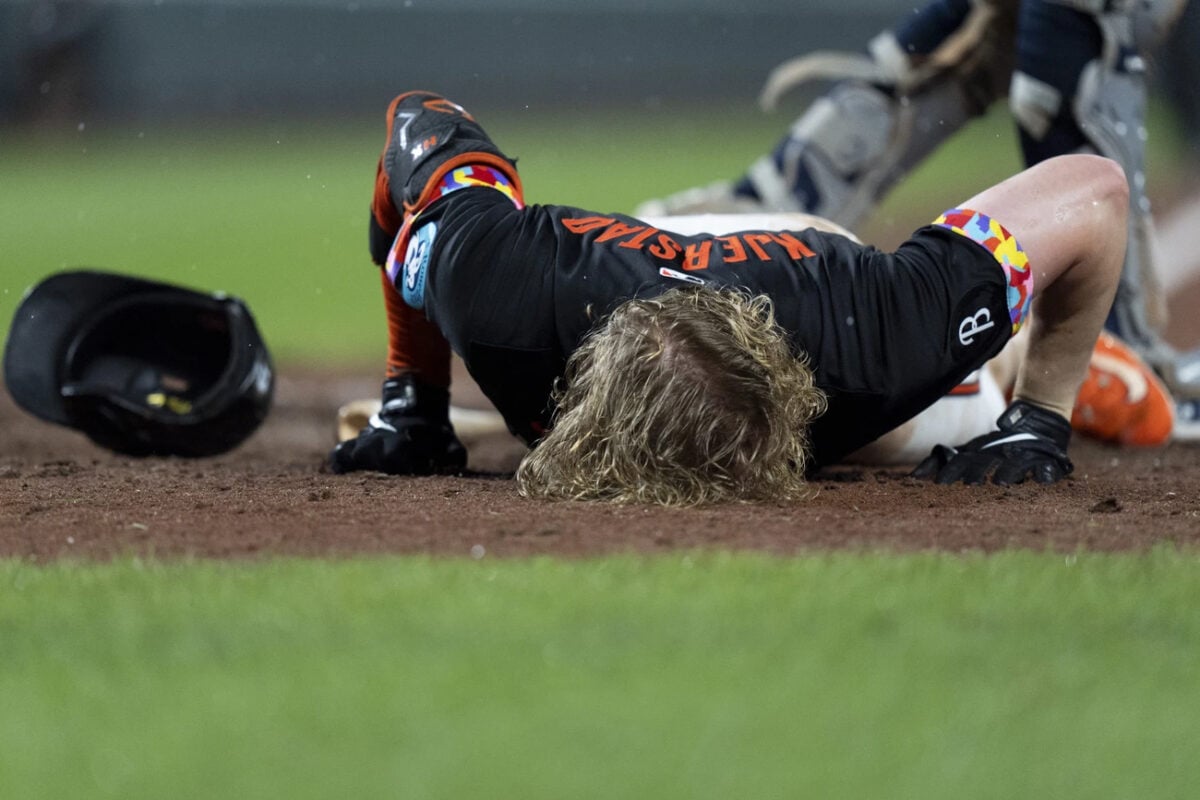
[4,270,274,457]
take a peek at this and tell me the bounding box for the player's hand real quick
[329,375,466,475]
[912,400,1073,485]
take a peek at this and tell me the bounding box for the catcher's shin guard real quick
[746,73,987,228]
[369,91,523,265]
[747,0,1015,228]
[1008,0,1199,434]
[633,57,993,224]
[635,1,1015,226]
[1008,0,1168,349]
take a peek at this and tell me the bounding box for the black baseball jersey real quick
[398,186,1017,467]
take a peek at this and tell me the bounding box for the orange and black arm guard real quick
[366,91,523,390]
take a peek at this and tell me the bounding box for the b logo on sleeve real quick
[958,307,995,346]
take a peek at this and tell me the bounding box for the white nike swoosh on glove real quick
[368,412,397,433]
[980,432,1039,449]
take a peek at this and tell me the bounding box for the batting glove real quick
[329,375,466,475]
[912,400,1074,486]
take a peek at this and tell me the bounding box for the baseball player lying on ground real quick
[335,209,1171,464]
[632,212,1173,464]
[331,90,1141,504]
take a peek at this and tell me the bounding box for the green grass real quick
[2,551,1198,799]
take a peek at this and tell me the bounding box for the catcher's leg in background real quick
[1009,0,1200,435]
[635,0,1016,226]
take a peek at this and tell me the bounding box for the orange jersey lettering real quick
[595,221,648,243]
[769,232,817,259]
[619,226,660,249]
[743,233,773,260]
[562,216,617,234]
[558,218,816,271]
[717,235,747,264]
[682,241,713,271]
[649,232,681,260]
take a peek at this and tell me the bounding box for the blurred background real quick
[1,0,1197,363]
[1,0,1196,126]
[0,0,925,123]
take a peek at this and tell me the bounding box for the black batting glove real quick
[912,400,1074,486]
[329,375,467,475]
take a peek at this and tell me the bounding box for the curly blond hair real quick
[516,287,827,506]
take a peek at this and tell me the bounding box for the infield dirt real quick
[4,321,1200,562]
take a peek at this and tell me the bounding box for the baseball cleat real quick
[1071,331,1175,447]
[1144,347,1200,442]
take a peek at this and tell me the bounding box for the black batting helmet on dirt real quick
[3,269,274,457]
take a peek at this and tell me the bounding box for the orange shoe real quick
[1072,332,1175,446]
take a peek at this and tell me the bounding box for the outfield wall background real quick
[0,0,903,124]
[1,1,1194,135]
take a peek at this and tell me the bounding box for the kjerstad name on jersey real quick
[562,216,816,272]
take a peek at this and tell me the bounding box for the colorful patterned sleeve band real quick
[386,164,523,300]
[434,164,523,208]
[933,208,1033,335]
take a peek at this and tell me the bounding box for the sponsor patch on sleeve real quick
[387,220,437,310]
[933,208,1033,334]
[384,162,522,308]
